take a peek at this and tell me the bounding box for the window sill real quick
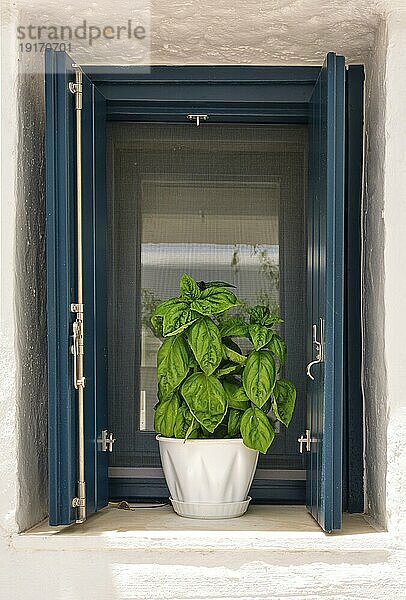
[13,505,389,554]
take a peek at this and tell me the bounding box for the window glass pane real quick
[107,124,306,470]
[141,179,280,430]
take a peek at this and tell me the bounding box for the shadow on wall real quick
[362,20,388,529]
[15,66,48,531]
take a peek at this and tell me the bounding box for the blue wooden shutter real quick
[46,50,108,525]
[306,52,345,532]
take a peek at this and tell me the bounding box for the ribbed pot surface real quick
[157,436,259,503]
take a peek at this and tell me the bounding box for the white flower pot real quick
[157,435,259,519]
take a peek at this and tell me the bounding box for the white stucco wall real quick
[362,9,406,533]
[1,1,48,536]
[1,0,406,598]
[363,17,388,529]
[381,10,406,535]
[1,0,21,538]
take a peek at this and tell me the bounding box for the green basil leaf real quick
[267,314,284,326]
[240,407,275,453]
[157,335,190,399]
[184,416,200,440]
[187,317,223,375]
[223,380,251,411]
[173,403,193,438]
[228,408,242,438]
[188,352,200,371]
[154,395,179,437]
[153,297,184,317]
[223,338,242,353]
[260,397,272,414]
[150,314,164,336]
[219,318,249,338]
[204,281,236,289]
[181,372,227,432]
[199,425,212,438]
[152,297,185,336]
[248,305,270,325]
[268,334,287,369]
[215,362,239,377]
[248,305,283,327]
[162,301,200,337]
[243,350,276,408]
[248,324,274,350]
[191,287,240,316]
[180,273,201,301]
[223,344,247,365]
[222,379,239,398]
[272,379,296,427]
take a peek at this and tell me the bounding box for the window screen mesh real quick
[107,123,307,470]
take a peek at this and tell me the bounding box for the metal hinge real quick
[97,430,116,452]
[186,114,208,126]
[72,497,86,508]
[69,65,83,110]
[71,480,86,523]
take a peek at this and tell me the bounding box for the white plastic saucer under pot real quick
[157,436,259,519]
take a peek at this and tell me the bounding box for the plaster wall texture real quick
[1,0,406,597]
[14,34,48,535]
[381,10,406,535]
[0,1,20,539]
[2,537,406,600]
[363,9,406,534]
[362,18,388,529]
[1,2,48,537]
[3,0,395,67]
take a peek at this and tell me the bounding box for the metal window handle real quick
[98,430,116,452]
[298,429,312,452]
[306,318,324,380]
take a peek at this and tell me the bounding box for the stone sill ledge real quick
[13,505,394,554]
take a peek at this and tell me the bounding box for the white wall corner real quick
[382,8,406,536]
[0,0,21,538]
[363,5,406,533]
[1,0,48,535]
[363,17,388,530]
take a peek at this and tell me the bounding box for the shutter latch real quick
[306,318,325,381]
[186,114,208,126]
[298,429,314,453]
[70,303,86,389]
[97,430,116,452]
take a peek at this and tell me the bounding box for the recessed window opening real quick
[106,123,307,499]
[46,55,363,528]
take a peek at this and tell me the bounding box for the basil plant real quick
[151,274,296,453]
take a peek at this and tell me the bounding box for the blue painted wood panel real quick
[46,56,357,521]
[82,65,320,123]
[45,49,77,525]
[307,52,345,532]
[46,49,108,524]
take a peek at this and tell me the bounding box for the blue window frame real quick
[46,51,363,530]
